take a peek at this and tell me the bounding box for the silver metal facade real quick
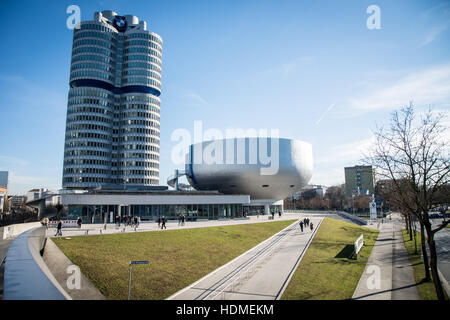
[62,11,162,189]
[185,138,313,200]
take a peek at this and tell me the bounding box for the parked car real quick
[429,212,443,219]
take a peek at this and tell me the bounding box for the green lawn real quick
[53,220,295,300]
[281,217,379,300]
[401,229,448,300]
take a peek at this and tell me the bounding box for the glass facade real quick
[242,205,283,216]
[63,13,162,190]
[67,203,244,223]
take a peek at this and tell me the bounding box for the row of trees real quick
[284,184,372,213]
[366,105,449,300]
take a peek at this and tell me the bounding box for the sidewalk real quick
[45,214,299,238]
[168,217,323,300]
[352,216,420,300]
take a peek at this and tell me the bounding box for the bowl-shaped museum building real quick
[185,137,313,214]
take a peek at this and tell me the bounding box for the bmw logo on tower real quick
[113,15,127,31]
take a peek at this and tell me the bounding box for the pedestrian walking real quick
[77,216,82,228]
[271,211,275,219]
[310,222,314,231]
[299,220,304,232]
[278,211,281,217]
[157,216,161,228]
[55,219,62,236]
[178,214,182,226]
[45,217,49,229]
[161,216,166,229]
[181,214,185,226]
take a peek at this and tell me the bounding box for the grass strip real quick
[401,229,449,300]
[281,217,379,300]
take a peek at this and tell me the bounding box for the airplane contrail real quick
[316,103,336,125]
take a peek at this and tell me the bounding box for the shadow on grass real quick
[334,245,355,259]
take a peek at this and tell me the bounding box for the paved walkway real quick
[352,214,421,300]
[167,217,323,300]
[46,211,363,239]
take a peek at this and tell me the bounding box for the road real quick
[413,218,450,295]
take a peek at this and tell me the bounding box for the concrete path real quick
[42,238,105,300]
[45,211,360,239]
[46,215,296,238]
[352,214,420,300]
[167,217,323,300]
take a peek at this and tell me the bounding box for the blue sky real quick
[0,0,449,195]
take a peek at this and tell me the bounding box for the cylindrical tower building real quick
[62,11,162,189]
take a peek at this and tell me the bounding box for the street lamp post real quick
[128,260,149,300]
[352,195,355,215]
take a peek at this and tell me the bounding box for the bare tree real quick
[366,105,449,300]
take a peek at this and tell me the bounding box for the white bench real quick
[354,234,364,259]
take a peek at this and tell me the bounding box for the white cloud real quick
[315,136,375,166]
[310,136,376,186]
[184,91,208,107]
[422,23,448,46]
[349,64,450,111]
[310,167,344,187]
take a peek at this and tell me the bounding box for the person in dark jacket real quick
[55,219,63,236]
[310,222,314,231]
[299,220,304,232]
[77,217,82,228]
[161,216,166,229]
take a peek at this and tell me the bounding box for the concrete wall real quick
[3,227,71,300]
[2,221,42,240]
[337,211,368,225]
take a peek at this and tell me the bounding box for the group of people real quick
[299,217,313,232]
[270,211,283,219]
[178,214,186,226]
[114,214,141,228]
[157,216,167,229]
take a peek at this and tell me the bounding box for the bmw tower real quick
[62,11,162,189]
